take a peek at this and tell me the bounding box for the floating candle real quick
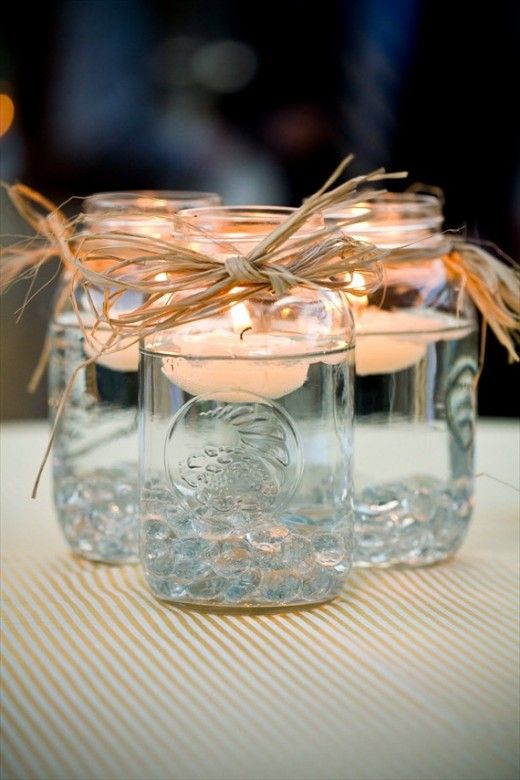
[160,304,306,401]
[354,306,474,376]
[161,333,310,402]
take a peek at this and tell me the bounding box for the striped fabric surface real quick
[1,554,518,780]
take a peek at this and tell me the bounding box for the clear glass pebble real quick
[403,477,442,522]
[224,568,262,603]
[171,538,217,581]
[300,568,341,602]
[149,577,188,601]
[143,517,171,541]
[143,537,176,577]
[281,534,315,575]
[259,570,301,602]
[213,539,252,577]
[357,483,402,516]
[186,573,228,600]
[312,533,347,568]
[246,525,289,568]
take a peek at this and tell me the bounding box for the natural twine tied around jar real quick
[1,155,519,496]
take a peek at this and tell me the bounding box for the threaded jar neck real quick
[82,190,222,238]
[327,193,445,252]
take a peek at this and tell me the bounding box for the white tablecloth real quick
[1,419,519,780]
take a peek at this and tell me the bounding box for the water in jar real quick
[139,342,354,607]
[354,314,478,567]
[49,313,139,563]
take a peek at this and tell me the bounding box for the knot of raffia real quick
[224,254,300,296]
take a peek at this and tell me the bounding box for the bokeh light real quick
[0,94,15,137]
[191,40,258,93]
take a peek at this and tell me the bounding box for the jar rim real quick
[84,190,222,214]
[326,192,443,234]
[179,205,323,242]
[358,192,441,208]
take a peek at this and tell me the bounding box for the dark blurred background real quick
[1,0,518,419]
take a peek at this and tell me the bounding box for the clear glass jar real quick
[49,190,222,563]
[139,207,355,607]
[327,194,478,567]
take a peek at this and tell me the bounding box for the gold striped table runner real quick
[1,554,518,780]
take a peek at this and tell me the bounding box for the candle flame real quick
[230,302,252,333]
[0,94,15,137]
[153,271,173,308]
[346,271,369,308]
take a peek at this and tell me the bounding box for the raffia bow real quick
[1,156,408,494]
[2,156,519,496]
[2,157,408,356]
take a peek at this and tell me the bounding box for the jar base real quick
[353,547,463,569]
[147,592,342,613]
[69,549,139,566]
[146,565,349,611]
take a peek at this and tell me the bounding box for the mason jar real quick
[327,194,478,567]
[49,190,222,563]
[139,207,355,607]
